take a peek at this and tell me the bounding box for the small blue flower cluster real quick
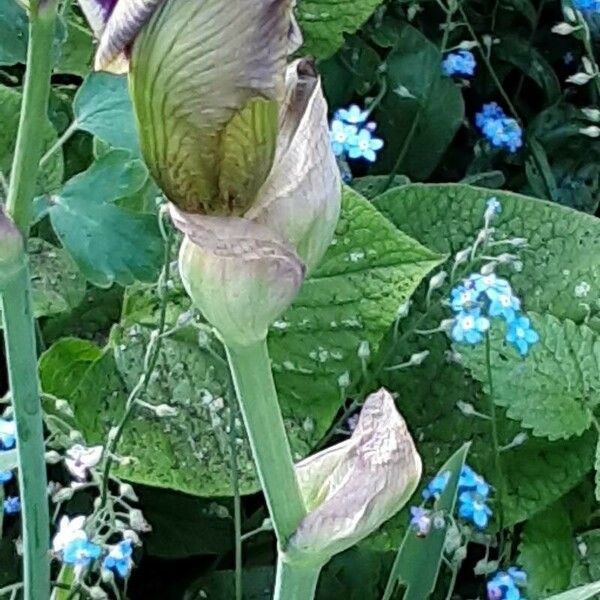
[573,0,600,11]
[411,464,492,533]
[450,269,539,356]
[330,105,384,163]
[457,465,492,529]
[442,50,477,77]
[487,568,528,600]
[54,515,134,579]
[0,418,19,515]
[475,103,523,153]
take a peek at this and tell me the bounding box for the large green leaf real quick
[374,25,464,180]
[461,313,599,441]
[46,150,163,287]
[40,187,443,496]
[518,502,574,598]
[0,86,64,194]
[296,0,384,58]
[382,444,470,600]
[73,73,140,154]
[543,582,600,600]
[371,184,600,532]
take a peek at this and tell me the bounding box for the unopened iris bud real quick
[287,388,422,565]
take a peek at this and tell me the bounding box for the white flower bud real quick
[480,262,496,275]
[582,107,600,122]
[428,271,448,291]
[288,389,422,565]
[119,483,139,502]
[338,371,350,389]
[567,72,594,85]
[396,300,411,319]
[580,126,600,138]
[55,398,75,418]
[45,450,62,465]
[582,57,595,75]
[408,350,430,367]
[454,248,471,266]
[129,508,152,532]
[357,341,370,360]
[154,404,178,418]
[551,22,576,35]
[89,587,109,600]
[52,487,74,503]
[457,40,478,50]
[123,529,141,545]
[564,6,577,21]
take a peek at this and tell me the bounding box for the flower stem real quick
[6,0,59,237]
[484,333,506,539]
[1,263,50,600]
[0,2,59,598]
[274,557,321,600]
[225,340,306,544]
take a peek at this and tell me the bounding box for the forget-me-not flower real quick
[451,308,491,344]
[475,103,523,153]
[62,539,102,575]
[487,569,527,600]
[52,515,88,553]
[335,104,369,124]
[102,539,134,578]
[409,506,432,537]
[450,284,479,312]
[573,0,600,11]
[506,316,540,356]
[0,471,13,484]
[442,50,477,77]
[488,288,521,321]
[330,118,358,157]
[422,470,451,500]
[3,496,20,515]
[458,490,493,528]
[347,129,385,162]
[459,465,491,497]
[0,419,16,450]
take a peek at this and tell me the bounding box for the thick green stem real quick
[225,341,306,544]
[274,558,321,600]
[1,264,50,600]
[6,0,59,237]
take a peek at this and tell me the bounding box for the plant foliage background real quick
[1,0,599,598]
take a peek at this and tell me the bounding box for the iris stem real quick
[225,340,313,598]
[274,557,321,600]
[0,2,60,599]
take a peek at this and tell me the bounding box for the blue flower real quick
[347,129,384,162]
[563,51,576,65]
[458,491,492,528]
[0,419,16,450]
[486,196,501,216]
[330,118,357,157]
[459,465,491,497]
[102,539,133,578]
[450,284,480,312]
[488,288,521,322]
[422,470,451,500]
[487,569,527,600]
[335,104,369,125]
[442,50,477,77]
[573,0,600,10]
[475,104,523,153]
[476,103,506,129]
[451,308,490,345]
[0,471,13,484]
[409,506,432,537]
[468,273,513,299]
[62,538,102,570]
[3,496,20,515]
[506,316,539,356]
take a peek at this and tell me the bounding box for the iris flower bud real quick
[287,389,422,565]
[79,2,340,346]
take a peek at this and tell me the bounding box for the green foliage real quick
[383,444,470,600]
[73,73,140,154]
[461,313,599,441]
[44,150,163,287]
[542,582,600,600]
[0,85,64,194]
[39,187,442,497]
[372,183,600,532]
[571,530,600,587]
[374,24,465,180]
[518,502,574,598]
[296,0,385,58]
